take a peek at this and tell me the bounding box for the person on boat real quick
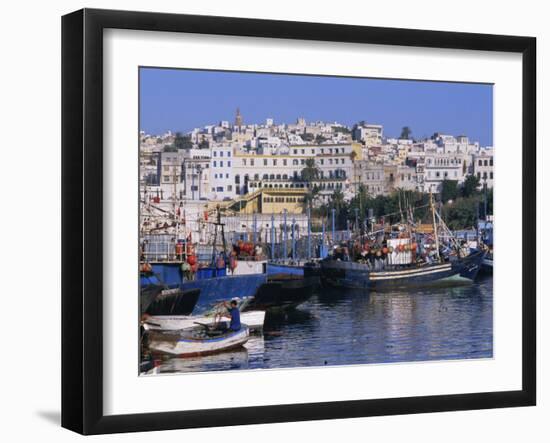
[218,299,241,332]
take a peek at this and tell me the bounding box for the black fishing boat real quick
[320,194,485,290]
[243,275,318,311]
[140,266,200,316]
[145,287,201,316]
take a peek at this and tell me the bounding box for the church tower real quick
[235,108,243,127]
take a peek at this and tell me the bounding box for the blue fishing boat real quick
[267,262,304,276]
[143,208,268,315]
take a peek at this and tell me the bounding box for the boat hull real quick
[148,326,250,357]
[144,311,266,332]
[267,263,304,276]
[145,287,200,316]
[320,259,471,290]
[457,249,486,281]
[244,276,318,311]
[140,285,163,315]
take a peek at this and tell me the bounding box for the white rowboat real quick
[143,310,265,332]
[148,325,250,357]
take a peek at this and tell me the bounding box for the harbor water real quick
[153,275,493,374]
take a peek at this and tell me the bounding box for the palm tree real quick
[331,188,345,213]
[301,158,320,182]
[400,126,412,140]
[303,185,320,212]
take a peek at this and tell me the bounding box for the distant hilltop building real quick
[234,108,243,127]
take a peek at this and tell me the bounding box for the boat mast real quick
[430,193,441,262]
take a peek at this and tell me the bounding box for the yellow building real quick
[227,188,307,215]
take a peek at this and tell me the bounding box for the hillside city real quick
[140,109,493,214]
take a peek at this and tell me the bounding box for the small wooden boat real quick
[147,325,250,357]
[143,310,266,332]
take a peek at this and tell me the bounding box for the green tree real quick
[400,126,412,140]
[303,185,320,211]
[315,134,327,144]
[198,138,209,149]
[302,133,315,142]
[442,197,480,230]
[301,158,320,182]
[441,179,459,202]
[333,126,350,134]
[174,132,193,150]
[461,174,480,198]
[162,144,177,152]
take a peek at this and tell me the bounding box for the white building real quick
[209,145,235,200]
[472,148,494,188]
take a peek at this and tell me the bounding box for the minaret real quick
[235,107,243,127]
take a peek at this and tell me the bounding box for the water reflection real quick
[153,276,493,374]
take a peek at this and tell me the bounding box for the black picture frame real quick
[62,8,536,435]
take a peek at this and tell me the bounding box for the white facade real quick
[473,148,494,188]
[209,146,235,200]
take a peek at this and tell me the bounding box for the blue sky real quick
[140,68,493,146]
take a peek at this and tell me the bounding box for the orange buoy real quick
[187,255,197,266]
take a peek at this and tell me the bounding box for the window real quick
[484,160,488,166]
[293,159,298,165]
[273,159,277,166]
[301,159,305,165]
[293,149,297,154]
[490,172,493,179]
[220,161,224,167]
[263,159,268,166]
[211,187,215,192]
[227,185,232,191]
[216,186,224,192]
[262,174,268,179]
[213,151,217,157]
[490,158,493,166]
[228,161,231,167]
[250,159,255,166]
[163,176,170,182]
[243,159,247,166]
[478,159,482,166]
[227,151,231,157]
[283,159,287,166]
[320,159,324,165]
[477,172,481,179]
[254,174,259,180]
